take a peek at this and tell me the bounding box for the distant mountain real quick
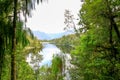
[33,31,51,40]
[32,30,74,40]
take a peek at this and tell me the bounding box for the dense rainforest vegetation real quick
[0,0,43,80]
[0,0,120,80]
[51,0,120,80]
[71,0,120,80]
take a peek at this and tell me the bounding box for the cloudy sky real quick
[26,0,83,33]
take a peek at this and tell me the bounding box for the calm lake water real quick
[26,42,62,66]
[39,42,61,66]
[27,42,71,80]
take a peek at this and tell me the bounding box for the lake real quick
[26,42,72,80]
[39,42,61,66]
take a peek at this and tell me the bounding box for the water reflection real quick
[39,43,61,66]
[27,42,72,80]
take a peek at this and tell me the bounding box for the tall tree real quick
[64,10,80,37]
[11,0,18,80]
[0,0,43,80]
[70,0,120,80]
[11,0,43,80]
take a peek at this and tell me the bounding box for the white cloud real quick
[26,0,82,33]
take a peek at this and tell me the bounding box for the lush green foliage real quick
[51,0,120,80]
[51,54,63,80]
[1,0,120,80]
[0,0,43,80]
[70,0,120,80]
[37,54,64,80]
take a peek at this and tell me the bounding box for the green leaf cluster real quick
[70,0,120,80]
[0,0,43,80]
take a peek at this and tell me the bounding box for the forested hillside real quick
[50,34,78,53]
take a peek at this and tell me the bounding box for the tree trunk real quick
[105,0,119,78]
[11,0,17,80]
[105,0,120,40]
[0,37,3,80]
